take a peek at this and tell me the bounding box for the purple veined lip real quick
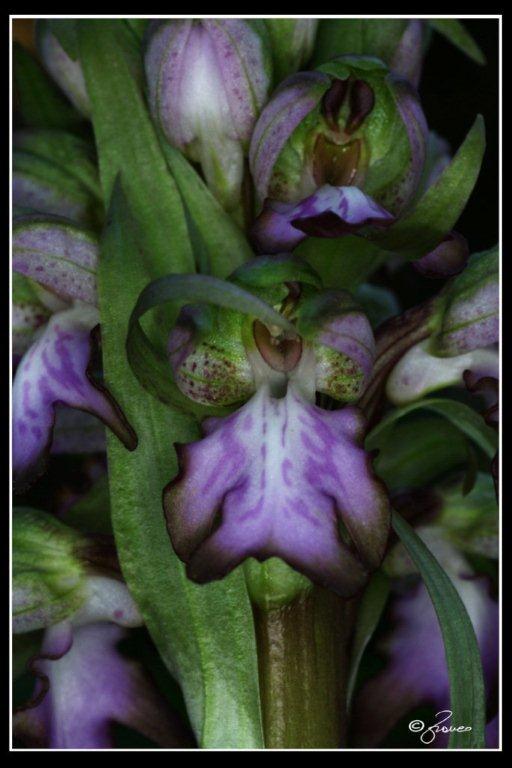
[164,381,389,598]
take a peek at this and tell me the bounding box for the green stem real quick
[254,586,357,748]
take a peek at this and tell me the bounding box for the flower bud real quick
[145,19,272,213]
[36,21,91,117]
[265,19,318,82]
[13,508,141,635]
[250,56,427,217]
[12,508,89,633]
[431,246,499,356]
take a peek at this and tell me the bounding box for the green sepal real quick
[430,19,486,65]
[369,115,486,258]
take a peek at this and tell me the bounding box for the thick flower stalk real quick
[249,55,427,253]
[163,257,389,600]
[145,19,272,215]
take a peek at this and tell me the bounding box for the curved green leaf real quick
[430,19,486,65]
[370,115,486,258]
[367,397,497,460]
[99,182,264,748]
[371,414,470,491]
[127,271,296,416]
[391,511,486,748]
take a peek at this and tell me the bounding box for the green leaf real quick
[295,235,387,291]
[311,19,408,67]
[346,570,390,709]
[391,511,486,748]
[127,271,297,417]
[430,19,486,65]
[77,20,194,277]
[367,397,497,461]
[370,414,469,491]
[98,182,264,748]
[13,42,84,131]
[160,141,253,278]
[369,116,486,258]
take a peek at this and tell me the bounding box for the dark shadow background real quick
[420,20,499,253]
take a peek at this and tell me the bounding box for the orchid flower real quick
[12,216,136,489]
[163,257,390,599]
[12,508,187,749]
[249,56,427,253]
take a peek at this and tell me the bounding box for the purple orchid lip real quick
[251,185,395,254]
[12,305,137,489]
[164,382,389,598]
[14,622,192,749]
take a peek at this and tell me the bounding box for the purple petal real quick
[251,185,394,254]
[13,219,98,305]
[12,305,136,488]
[390,20,426,88]
[164,384,389,597]
[353,537,498,748]
[14,623,190,748]
[414,232,469,278]
[249,71,330,202]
